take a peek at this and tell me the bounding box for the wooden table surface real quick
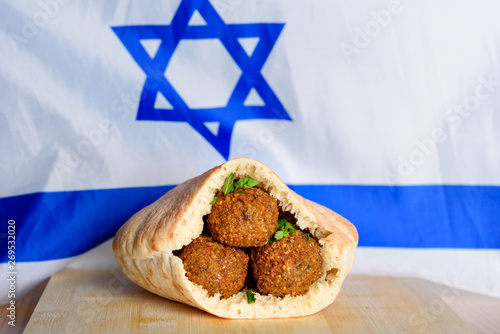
[3,269,500,333]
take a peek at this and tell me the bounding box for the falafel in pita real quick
[113,158,358,319]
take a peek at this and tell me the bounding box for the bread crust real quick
[113,158,358,319]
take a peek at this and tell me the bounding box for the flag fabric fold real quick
[1,0,499,305]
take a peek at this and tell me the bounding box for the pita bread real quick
[113,158,358,319]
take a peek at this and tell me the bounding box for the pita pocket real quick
[113,158,358,319]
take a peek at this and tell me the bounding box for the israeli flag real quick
[1,0,499,305]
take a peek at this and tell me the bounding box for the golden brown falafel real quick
[178,235,249,298]
[207,187,279,247]
[251,230,323,297]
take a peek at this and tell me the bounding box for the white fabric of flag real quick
[1,0,499,305]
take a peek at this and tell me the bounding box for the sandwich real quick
[113,158,358,318]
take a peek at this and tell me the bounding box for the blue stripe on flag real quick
[0,186,174,263]
[289,185,500,249]
[1,185,499,262]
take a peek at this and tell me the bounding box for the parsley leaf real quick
[246,290,256,304]
[235,177,259,189]
[223,173,236,195]
[222,174,259,195]
[210,196,218,205]
[284,222,295,234]
[272,219,302,241]
[274,230,285,240]
[277,218,287,229]
[306,234,310,241]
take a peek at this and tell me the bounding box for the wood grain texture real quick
[400,277,500,334]
[0,278,49,334]
[22,268,500,334]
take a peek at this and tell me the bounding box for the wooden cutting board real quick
[24,268,475,333]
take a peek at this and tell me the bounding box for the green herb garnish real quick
[223,173,236,195]
[274,230,285,240]
[273,219,296,240]
[277,218,286,229]
[222,173,259,196]
[210,196,218,205]
[246,290,256,304]
[235,177,260,189]
[306,234,310,241]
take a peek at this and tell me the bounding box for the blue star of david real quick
[112,0,291,159]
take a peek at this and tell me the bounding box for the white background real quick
[1,0,499,303]
[1,0,500,198]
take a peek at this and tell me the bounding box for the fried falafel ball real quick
[251,230,323,297]
[178,235,249,298]
[207,187,279,247]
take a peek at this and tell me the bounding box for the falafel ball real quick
[251,230,323,297]
[207,187,279,247]
[178,235,249,298]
